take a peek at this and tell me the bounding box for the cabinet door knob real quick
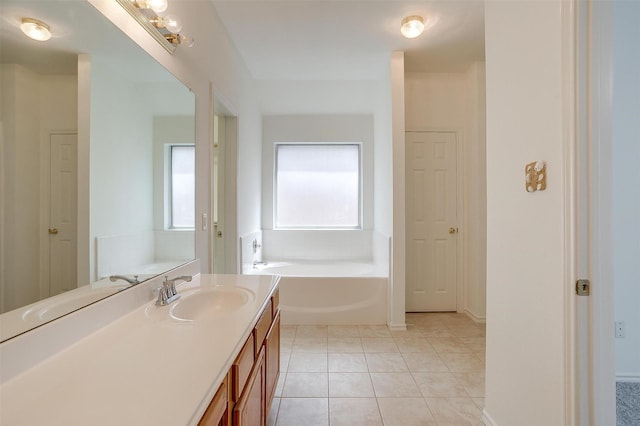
[48,228,59,235]
[448,227,458,234]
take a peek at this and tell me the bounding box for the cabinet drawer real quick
[231,333,255,403]
[198,377,228,426]
[253,299,272,355]
[271,288,279,317]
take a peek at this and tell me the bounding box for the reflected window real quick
[275,143,361,228]
[170,145,195,229]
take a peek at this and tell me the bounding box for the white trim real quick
[617,375,640,383]
[387,323,407,331]
[482,409,498,426]
[464,309,486,325]
[561,0,579,425]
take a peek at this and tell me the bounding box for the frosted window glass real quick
[276,144,360,228]
[171,145,195,228]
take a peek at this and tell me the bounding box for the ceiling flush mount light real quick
[20,17,52,42]
[401,15,425,39]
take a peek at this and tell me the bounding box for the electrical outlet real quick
[615,321,625,338]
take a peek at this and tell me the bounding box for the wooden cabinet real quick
[233,347,265,426]
[198,376,229,426]
[199,286,279,426]
[264,311,280,410]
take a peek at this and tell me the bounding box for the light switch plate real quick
[525,161,547,192]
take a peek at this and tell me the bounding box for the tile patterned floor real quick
[268,312,486,426]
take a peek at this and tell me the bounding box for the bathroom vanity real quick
[0,273,280,426]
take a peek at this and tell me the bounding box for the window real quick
[275,143,361,228]
[169,145,195,229]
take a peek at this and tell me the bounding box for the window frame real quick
[273,142,363,230]
[167,143,195,230]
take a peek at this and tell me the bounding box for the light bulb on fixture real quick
[135,0,168,13]
[20,17,52,41]
[155,14,182,33]
[400,15,425,39]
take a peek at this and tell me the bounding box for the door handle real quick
[448,227,458,234]
[48,228,59,235]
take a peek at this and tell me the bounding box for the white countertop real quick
[0,273,279,425]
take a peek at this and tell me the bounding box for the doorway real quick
[405,130,459,312]
[44,132,78,297]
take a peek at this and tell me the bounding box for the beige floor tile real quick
[292,337,328,353]
[275,373,286,397]
[328,337,363,353]
[276,398,328,426]
[288,352,328,372]
[472,397,485,409]
[377,397,438,426]
[280,350,291,372]
[474,350,486,362]
[361,338,398,353]
[328,353,368,372]
[280,325,297,339]
[453,371,486,398]
[440,353,484,372]
[429,336,472,354]
[329,398,382,426]
[328,372,375,397]
[296,325,328,338]
[412,372,468,397]
[282,372,328,397]
[267,397,280,426]
[425,397,484,425]
[394,336,437,353]
[328,325,360,337]
[358,325,391,337]
[365,353,409,372]
[402,352,450,372]
[370,372,421,397]
[419,328,458,338]
[280,337,294,352]
[448,326,486,338]
[389,325,424,338]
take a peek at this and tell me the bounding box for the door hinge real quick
[576,279,590,296]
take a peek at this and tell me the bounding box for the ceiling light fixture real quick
[400,15,425,39]
[116,0,194,53]
[20,17,52,42]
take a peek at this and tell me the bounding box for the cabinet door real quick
[198,378,228,426]
[264,310,280,410]
[233,347,265,426]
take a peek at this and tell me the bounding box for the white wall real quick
[404,67,487,321]
[612,0,640,381]
[0,66,77,312]
[89,58,154,282]
[484,1,568,425]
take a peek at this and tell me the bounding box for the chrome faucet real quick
[156,275,192,306]
[109,275,140,285]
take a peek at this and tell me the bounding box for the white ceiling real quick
[211,0,485,81]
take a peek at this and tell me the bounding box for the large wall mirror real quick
[0,0,195,341]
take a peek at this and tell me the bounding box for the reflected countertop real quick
[0,273,280,425]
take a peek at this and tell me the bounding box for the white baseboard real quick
[617,374,640,383]
[464,309,486,324]
[388,322,407,331]
[482,408,497,426]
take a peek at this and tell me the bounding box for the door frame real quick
[39,129,78,299]
[404,127,465,315]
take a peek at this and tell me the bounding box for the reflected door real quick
[49,133,77,295]
[405,131,458,312]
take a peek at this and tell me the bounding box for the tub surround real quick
[0,271,280,425]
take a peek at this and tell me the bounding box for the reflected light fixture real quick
[400,15,425,39]
[135,0,168,13]
[20,17,52,42]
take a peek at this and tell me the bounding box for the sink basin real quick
[168,287,255,321]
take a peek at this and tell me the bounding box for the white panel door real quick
[405,131,458,312]
[49,133,77,295]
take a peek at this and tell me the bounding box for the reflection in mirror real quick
[0,0,195,341]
